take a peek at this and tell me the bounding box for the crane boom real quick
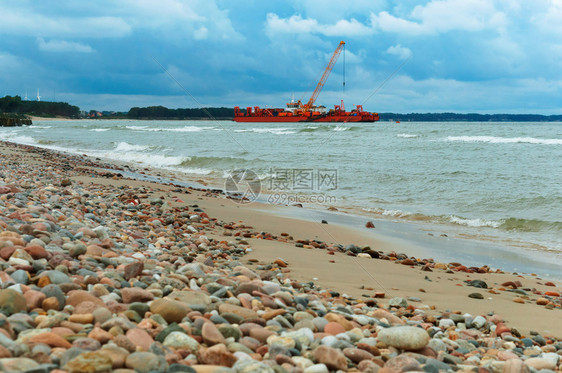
[304,41,345,109]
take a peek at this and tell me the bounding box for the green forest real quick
[127,106,234,119]
[0,95,80,118]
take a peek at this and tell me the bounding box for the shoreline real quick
[17,118,561,269]
[1,139,562,372]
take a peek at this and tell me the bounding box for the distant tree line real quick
[0,96,80,118]
[378,112,562,122]
[127,106,233,119]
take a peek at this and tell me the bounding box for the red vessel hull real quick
[233,105,379,123]
[233,114,377,122]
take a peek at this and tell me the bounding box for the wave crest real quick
[446,136,562,145]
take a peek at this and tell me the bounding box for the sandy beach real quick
[0,139,561,372]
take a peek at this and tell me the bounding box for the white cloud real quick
[371,0,506,35]
[37,38,94,53]
[386,44,412,60]
[121,0,243,41]
[0,1,241,42]
[530,0,562,37]
[0,9,131,38]
[266,14,374,37]
[193,27,208,40]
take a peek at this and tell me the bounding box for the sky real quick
[1,0,562,114]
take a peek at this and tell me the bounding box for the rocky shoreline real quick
[0,141,561,373]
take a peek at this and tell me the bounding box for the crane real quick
[302,41,345,110]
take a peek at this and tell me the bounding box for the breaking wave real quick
[446,136,562,145]
[233,128,296,135]
[114,142,150,152]
[363,207,561,233]
[125,125,215,132]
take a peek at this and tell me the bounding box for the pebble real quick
[378,326,430,350]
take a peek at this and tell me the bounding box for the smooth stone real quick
[150,298,188,323]
[385,355,421,372]
[312,345,347,371]
[324,322,346,336]
[424,358,452,372]
[92,307,112,324]
[100,344,129,369]
[267,335,296,349]
[155,323,186,343]
[378,326,430,350]
[232,358,275,373]
[468,292,484,299]
[438,319,455,328]
[126,328,154,351]
[129,302,150,317]
[198,344,236,367]
[428,339,447,353]
[10,269,29,285]
[163,331,200,352]
[228,342,254,355]
[125,351,168,373]
[304,363,329,373]
[42,270,71,285]
[64,351,113,373]
[218,303,258,320]
[471,315,487,328]
[121,287,154,303]
[66,290,104,307]
[40,284,66,311]
[202,322,227,346]
[167,363,197,372]
[0,289,27,315]
[343,347,375,363]
[218,325,242,341]
[503,358,530,373]
[388,297,408,308]
[72,337,101,351]
[525,357,557,370]
[0,357,40,372]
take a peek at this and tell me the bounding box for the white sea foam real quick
[397,133,419,138]
[29,125,52,129]
[333,126,349,131]
[126,125,150,131]
[126,125,214,132]
[234,128,296,135]
[114,142,150,152]
[446,136,562,145]
[178,167,213,175]
[90,128,110,132]
[0,133,37,144]
[448,215,501,228]
[164,126,215,132]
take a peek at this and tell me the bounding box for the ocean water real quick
[1,119,561,259]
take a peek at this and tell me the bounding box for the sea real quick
[1,119,561,272]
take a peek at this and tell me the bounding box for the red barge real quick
[234,41,379,123]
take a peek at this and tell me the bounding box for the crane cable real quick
[343,43,346,94]
[361,55,411,106]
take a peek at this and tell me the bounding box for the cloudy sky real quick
[1,0,562,113]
